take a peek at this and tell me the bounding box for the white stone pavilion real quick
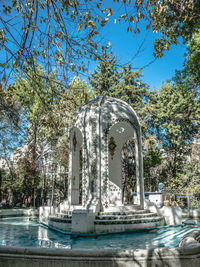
[41,96,164,234]
[68,96,144,212]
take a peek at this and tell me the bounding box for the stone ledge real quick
[0,245,199,267]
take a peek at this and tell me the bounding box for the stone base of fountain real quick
[45,208,164,234]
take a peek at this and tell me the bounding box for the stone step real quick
[94,216,164,225]
[102,204,141,212]
[97,209,150,216]
[95,212,157,220]
[59,211,72,216]
[53,213,72,219]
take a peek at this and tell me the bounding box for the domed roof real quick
[73,96,140,132]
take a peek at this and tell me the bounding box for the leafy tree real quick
[0,85,26,203]
[0,84,21,151]
[118,0,200,57]
[1,0,199,88]
[150,80,199,188]
[185,29,200,84]
[89,49,120,96]
[0,141,27,206]
[69,76,93,108]
[7,66,67,136]
[149,0,200,57]
[0,0,113,85]
[176,157,200,209]
[143,142,162,192]
[114,65,150,117]
[5,66,62,206]
[4,65,93,205]
[89,53,150,111]
[0,88,20,127]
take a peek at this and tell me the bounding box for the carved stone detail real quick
[108,137,117,158]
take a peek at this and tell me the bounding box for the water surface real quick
[0,217,198,250]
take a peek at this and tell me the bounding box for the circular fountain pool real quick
[0,216,199,250]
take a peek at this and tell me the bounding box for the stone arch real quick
[108,121,143,208]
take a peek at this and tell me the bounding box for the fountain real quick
[0,97,199,267]
[40,96,164,234]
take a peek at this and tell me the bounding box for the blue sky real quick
[87,1,187,90]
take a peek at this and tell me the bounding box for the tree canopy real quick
[1,0,200,86]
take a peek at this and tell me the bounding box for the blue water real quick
[0,217,199,250]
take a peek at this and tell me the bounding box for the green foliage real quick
[89,49,120,96]
[89,52,150,121]
[0,66,93,206]
[156,82,197,147]
[16,155,41,197]
[0,85,20,127]
[147,76,199,191]
[9,67,57,119]
[69,76,93,108]
[176,157,200,209]
[143,148,162,190]
[0,169,11,193]
[0,0,113,84]
[0,0,200,89]
[149,0,200,57]
[7,66,69,138]
[186,29,200,84]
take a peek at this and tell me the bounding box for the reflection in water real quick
[0,217,199,250]
[38,226,53,248]
[37,226,72,249]
[0,217,72,249]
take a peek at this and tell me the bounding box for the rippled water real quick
[0,217,198,250]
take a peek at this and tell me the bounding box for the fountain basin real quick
[0,215,200,266]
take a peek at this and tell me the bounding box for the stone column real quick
[68,128,83,206]
[71,142,81,205]
[67,137,72,207]
[135,127,144,209]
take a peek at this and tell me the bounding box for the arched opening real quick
[70,127,83,205]
[108,121,136,206]
[122,138,136,204]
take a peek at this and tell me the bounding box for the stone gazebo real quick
[46,96,164,233]
[68,96,144,212]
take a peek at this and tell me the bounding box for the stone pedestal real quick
[71,210,95,233]
[159,206,182,225]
